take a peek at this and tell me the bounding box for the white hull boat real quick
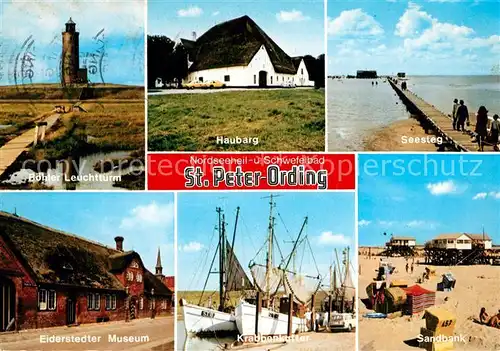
[181,299,237,334]
[235,301,309,337]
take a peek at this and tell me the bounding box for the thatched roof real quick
[109,251,144,272]
[182,15,296,74]
[0,212,169,295]
[144,271,173,297]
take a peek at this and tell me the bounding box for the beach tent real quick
[403,285,436,315]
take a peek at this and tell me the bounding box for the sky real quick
[177,192,355,291]
[0,0,144,85]
[148,0,325,57]
[358,154,500,246]
[328,0,500,75]
[0,193,174,276]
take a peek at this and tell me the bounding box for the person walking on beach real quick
[475,106,488,151]
[405,262,409,273]
[456,100,469,132]
[452,98,459,130]
[410,263,414,274]
[490,114,499,151]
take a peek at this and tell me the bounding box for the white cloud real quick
[276,10,310,23]
[358,220,372,227]
[473,192,488,200]
[120,202,175,229]
[181,241,204,252]
[395,2,433,37]
[318,232,351,245]
[177,6,203,18]
[1,0,144,44]
[212,11,220,16]
[378,220,397,227]
[488,192,500,199]
[426,180,457,195]
[406,220,425,227]
[328,9,384,36]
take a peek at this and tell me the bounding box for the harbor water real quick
[176,321,236,350]
[327,75,500,151]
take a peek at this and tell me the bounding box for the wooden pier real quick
[389,79,497,152]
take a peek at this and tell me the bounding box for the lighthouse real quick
[61,18,87,85]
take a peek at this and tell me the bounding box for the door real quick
[0,278,15,332]
[66,297,76,325]
[259,71,267,87]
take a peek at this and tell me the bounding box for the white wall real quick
[295,59,314,87]
[432,235,472,250]
[454,234,472,250]
[484,240,493,249]
[186,65,248,86]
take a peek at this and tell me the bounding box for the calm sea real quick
[327,75,500,151]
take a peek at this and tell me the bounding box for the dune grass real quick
[148,89,325,151]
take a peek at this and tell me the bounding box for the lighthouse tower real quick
[61,18,79,85]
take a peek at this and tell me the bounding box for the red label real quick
[148,153,355,190]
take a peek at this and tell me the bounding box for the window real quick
[198,77,203,82]
[88,293,100,310]
[224,75,230,82]
[126,271,134,281]
[448,240,454,244]
[457,240,463,244]
[88,293,93,309]
[270,76,273,84]
[105,294,117,310]
[136,273,143,283]
[48,291,56,310]
[301,68,304,74]
[39,290,47,310]
[140,297,144,310]
[162,299,167,310]
[38,289,56,311]
[254,75,256,84]
[130,260,139,268]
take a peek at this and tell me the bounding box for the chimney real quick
[114,236,124,252]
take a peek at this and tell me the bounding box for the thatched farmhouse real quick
[0,211,173,332]
[180,15,317,87]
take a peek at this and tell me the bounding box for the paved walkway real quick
[0,316,174,350]
[0,113,60,176]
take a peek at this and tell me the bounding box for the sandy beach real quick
[359,256,500,351]
[363,118,443,152]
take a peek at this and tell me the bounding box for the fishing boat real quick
[234,195,321,337]
[181,207,253,335]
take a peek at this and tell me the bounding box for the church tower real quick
[61,18,79,85]
[155,247,163,277]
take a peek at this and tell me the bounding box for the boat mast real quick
[224,206,240,302]
[217,207,226,311]
[265,194,275,304]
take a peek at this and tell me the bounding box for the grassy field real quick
[34,102,145,160]
[148,89,325,151]
[0,84,144,100]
